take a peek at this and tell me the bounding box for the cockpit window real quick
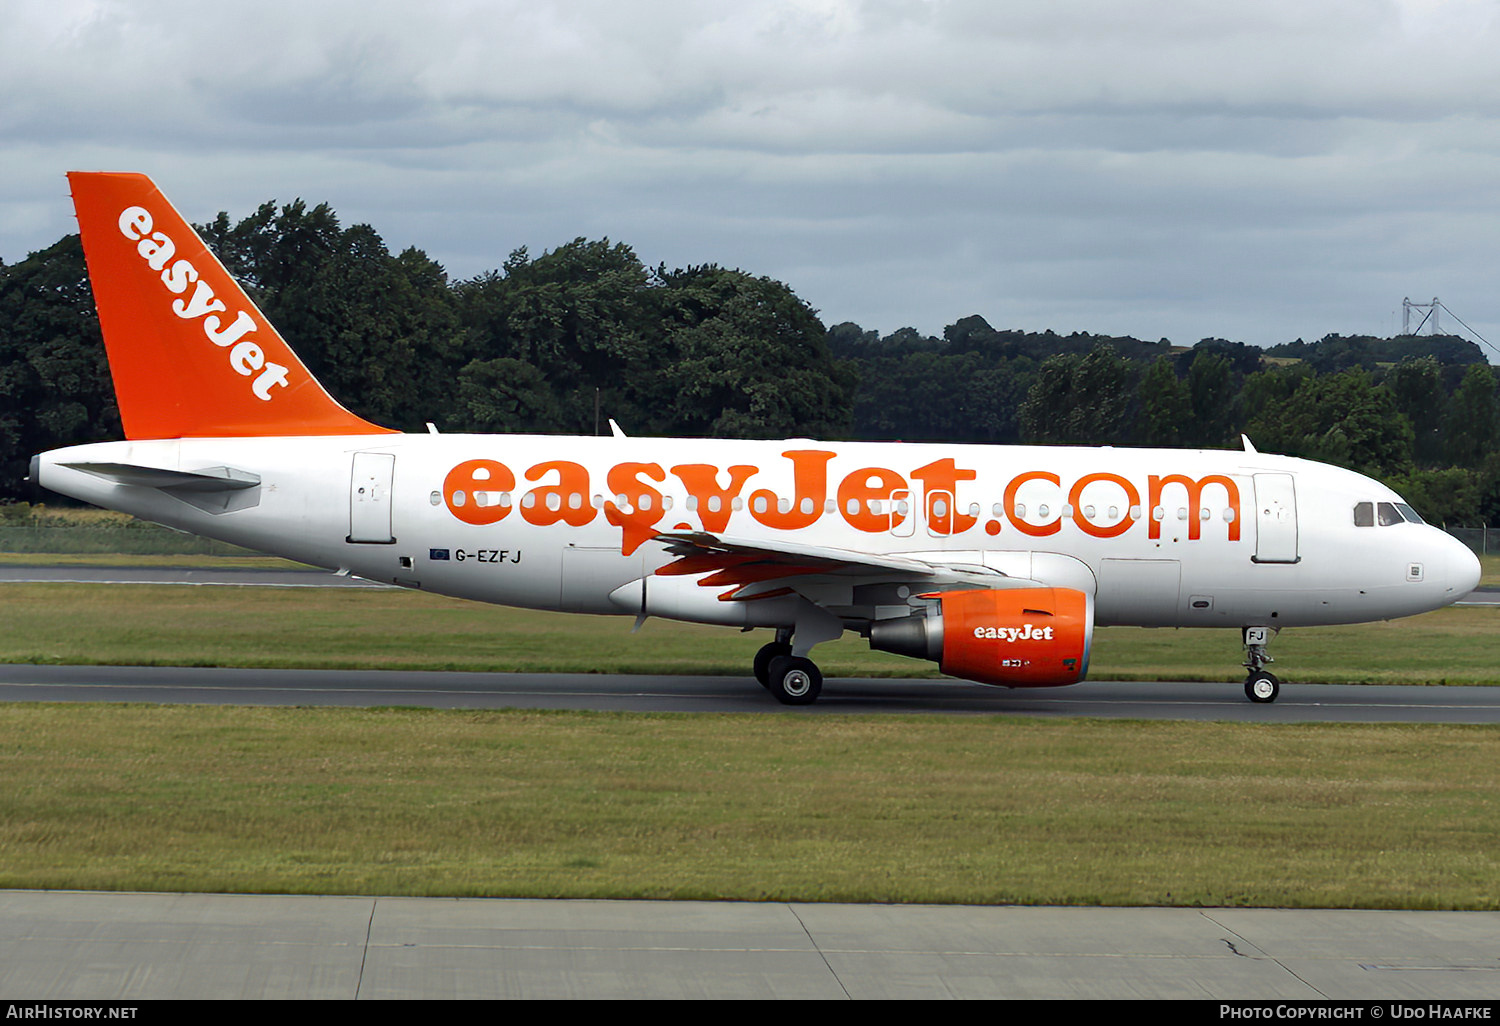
[1356,500,1425,526]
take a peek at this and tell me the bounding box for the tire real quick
[753,641,793,688]
[1245,671,1280,704]
[767,655,822,705]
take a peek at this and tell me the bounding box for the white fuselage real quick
[36,433,1480,632]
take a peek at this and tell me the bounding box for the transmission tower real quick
[1402,296,1441,335]
[1399,296,1500,360]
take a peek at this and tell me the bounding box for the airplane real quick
[30,172,1483,705]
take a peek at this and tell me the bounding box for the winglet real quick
[67,171,394,439]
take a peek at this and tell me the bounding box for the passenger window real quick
[1377,502,1402,526]
[1353,502,1373,527]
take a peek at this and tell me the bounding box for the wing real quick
[650,530,1044,621]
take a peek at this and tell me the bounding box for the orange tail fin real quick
[68,171,395,439]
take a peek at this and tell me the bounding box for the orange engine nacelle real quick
[867,587,1093,688]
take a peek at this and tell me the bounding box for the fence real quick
[1445,527,1500,556]
[0,525,254,556]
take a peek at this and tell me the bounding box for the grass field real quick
[2,703,1497,907]
[1,555,1496,908]
[1,580,1495,684]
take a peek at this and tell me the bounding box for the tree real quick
[1385,467,1480,525]
[1137,357,1191,446]
[1019,346,1136,443]
[1386,357,1446,467]
[1247,370,1414,475]
[1443,364,1498,469]
[453,358,565,433]
[1237,363,1313,447]
[199,200,465,430]
[454,238,657,434]
[652,265,852,438]
[1185,351,1235,447]
[0,236,118,501]
[453,254,852,439]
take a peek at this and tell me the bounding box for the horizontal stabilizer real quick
[60,462,260,490]
[59,461,261,513]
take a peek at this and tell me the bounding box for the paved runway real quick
[5,663,1500,721]
[4,891,1500,1000]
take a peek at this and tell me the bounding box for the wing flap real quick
[650,530,1042,598]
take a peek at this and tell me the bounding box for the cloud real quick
[4,0,1500,350]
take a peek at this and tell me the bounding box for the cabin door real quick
[1252,473,1298,564]
[349,452,396,544]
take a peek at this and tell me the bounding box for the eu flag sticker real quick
[429,548,451,561]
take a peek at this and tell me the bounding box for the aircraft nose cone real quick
[1449,536,1482,598]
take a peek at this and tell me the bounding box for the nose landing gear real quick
[1242,626,1280,703]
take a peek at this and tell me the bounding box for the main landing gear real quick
[1242,626,1280,703]
[754,628,822,705]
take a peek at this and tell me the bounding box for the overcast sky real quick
[5,0,1500,352]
